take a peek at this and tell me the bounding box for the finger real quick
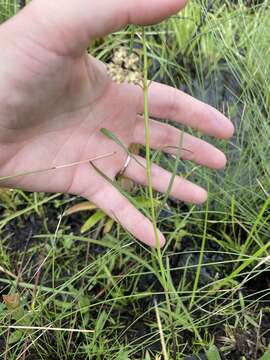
[136,82,234,139]
[124,155,208,204]
[134,117,227,169]
[10,0,188,56]
[87,182,166,248]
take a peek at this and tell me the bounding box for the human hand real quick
[0,0,234,247]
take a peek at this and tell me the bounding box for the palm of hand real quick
[0,1,234,246]
[0,45,137,190]
[0,39,166,245]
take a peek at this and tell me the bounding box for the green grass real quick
[1,0,270,359]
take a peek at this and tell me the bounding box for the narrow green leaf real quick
[144,351,151,360]
[81,211,106,234]
[206,345,222,360]
[100,128,144,168]
[79,296,91,315]
[133,196,160,209]
[259,350,270,360]
[100,128,129,153]
[8,330,24,345]
[103,218,114,234]
[157,131,184,217]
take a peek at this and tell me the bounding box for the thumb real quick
[3,0,188,56]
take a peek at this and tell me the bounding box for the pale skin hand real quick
[0,0,234,247]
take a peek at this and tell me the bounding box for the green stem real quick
[142,28,160,250]
[190,183,209,309]
[142,28,203,350]
[142,27,174,359]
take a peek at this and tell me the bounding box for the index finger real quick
[8,0,188,56]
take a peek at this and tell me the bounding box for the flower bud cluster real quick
[106,47,142,86]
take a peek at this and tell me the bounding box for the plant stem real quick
[154,298,169,360]
[142,28,160,250]
[0,152,115,183]
[142,26,175,358]
[190,184,209,309]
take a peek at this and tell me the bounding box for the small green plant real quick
[2,293,32,345]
